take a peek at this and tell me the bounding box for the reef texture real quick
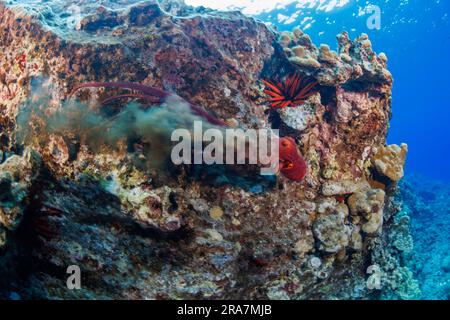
[0,0,418,299]
[399,176,450,300]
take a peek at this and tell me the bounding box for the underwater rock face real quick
[0,0,417,299]
[0,148,41,238]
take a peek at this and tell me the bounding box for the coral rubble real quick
[0,0,417,299]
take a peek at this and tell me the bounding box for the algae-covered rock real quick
[279,104,316,131]
[294,229,315,256]
[0,148,41,233]
[0,0,416,300]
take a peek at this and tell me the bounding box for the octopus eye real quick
[284,161,294,170]
[281,141,289,148]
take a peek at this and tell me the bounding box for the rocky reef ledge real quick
[0,0,419,299]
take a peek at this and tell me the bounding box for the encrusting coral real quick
[372,144,408,182]
[348,187,386,234]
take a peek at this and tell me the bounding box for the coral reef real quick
[0,0,417,300]
[398,176,450,300]
[0,148,41,239]
[348,187,385,234]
